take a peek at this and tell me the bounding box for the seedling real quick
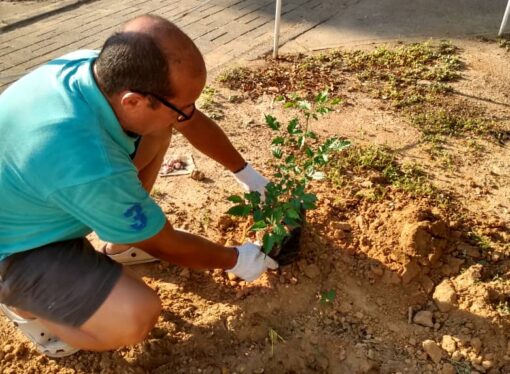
[227,90,350,258]
[268,327,285,357]
[320,289,336,305]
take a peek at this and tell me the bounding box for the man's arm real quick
[173,109,246,172]
[129,220,278,281]
[130,220,237,269]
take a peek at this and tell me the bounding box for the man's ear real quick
[119,92,145,111]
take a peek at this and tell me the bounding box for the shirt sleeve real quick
[48,170,166,244]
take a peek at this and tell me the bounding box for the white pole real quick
[273,0,282,58]
[499,0,510,36]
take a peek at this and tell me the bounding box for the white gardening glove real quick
[227,242,278,282]
[233,163,269,201]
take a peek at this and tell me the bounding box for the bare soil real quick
[0,38,509,374]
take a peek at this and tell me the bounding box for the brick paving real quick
[0,0,338,91]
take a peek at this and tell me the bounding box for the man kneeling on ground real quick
[0,14,277,357]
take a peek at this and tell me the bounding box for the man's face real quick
[128,68,205,135]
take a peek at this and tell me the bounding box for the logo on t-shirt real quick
[124,203,147,231]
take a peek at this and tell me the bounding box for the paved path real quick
[0,0,339,91]
[0,0,507,91]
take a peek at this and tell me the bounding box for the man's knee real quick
[119,290,161,345]
[81,273,162,348]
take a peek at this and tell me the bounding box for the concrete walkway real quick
[0,0,508,91]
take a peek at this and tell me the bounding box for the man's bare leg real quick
[15,269,161,351]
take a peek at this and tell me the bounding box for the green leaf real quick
[297,100,311,111]
[250,221,267,232]
[305,131,318,140]
[287,118,302,135]
[286,208,301,220]
[253,209,264,222]
[273,224,287,237]
[297,136,306,149]
[302,201,317,210]
[245,191,261,206]
[311,171,326,180]
[285,155,295,165]
[272,136,285,145]
[305,147,315,158]
[226,205,251,217]
[263,233,277,254]
[275,95,285,102]
[272,147,283,159]
[315,90,329,103]
[265,114,280,130]
[284,101,295,109]
[227,195,244,204]
[331,98,342,105]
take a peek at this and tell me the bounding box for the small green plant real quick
[448,359,472,374]
[496,300,510,316]
[227,90,350,254]
[268,328,285,357]
[320,289,336,305]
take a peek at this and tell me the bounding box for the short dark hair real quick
[94,32,171,98]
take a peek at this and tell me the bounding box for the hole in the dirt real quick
[131,253,136,257]
[40,332,45,336]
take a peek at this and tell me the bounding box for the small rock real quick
[471,337,482,353]
[355,215,364,230]
[453,264,483,291]
[451,351,463,361]
[179,268,191,279]
[458,243,481,258]
[334,229,346,239]
[422,339,444,363]
[420,275,435,294]
[304,264,321,279]
[482,360,493,369]
[442,363,456,374]
[433,280,457,312]
[190,169,205,181]
[402,260,421,285]
[441,335,457,354]
[227,272,238,281]
[413,310,434,327]
[332,221,352,231]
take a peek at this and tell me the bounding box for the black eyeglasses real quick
[130,89,195,122]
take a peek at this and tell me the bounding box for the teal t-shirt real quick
[0,50,166,260]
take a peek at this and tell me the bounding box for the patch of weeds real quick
[468,231,493,251]
[411,105,495,137]
[448,359,472,374]
[496,300,510,316]
[499,37,510,52]
[217,66,252,87]
[198,85,224,120]
[198,86,216,110]
[330,145,435,196]
[466,138,486,155]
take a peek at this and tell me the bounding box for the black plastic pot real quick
[269,225,303,266]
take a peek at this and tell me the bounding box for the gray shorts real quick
[0,238,122,327]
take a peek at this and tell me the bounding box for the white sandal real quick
[0,304,79,358]
[103,246,158,265]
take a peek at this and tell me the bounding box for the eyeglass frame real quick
[130,89,196,122]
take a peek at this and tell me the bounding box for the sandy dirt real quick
[0,38,509,374]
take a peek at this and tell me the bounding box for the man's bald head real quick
[122,15,206,80]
